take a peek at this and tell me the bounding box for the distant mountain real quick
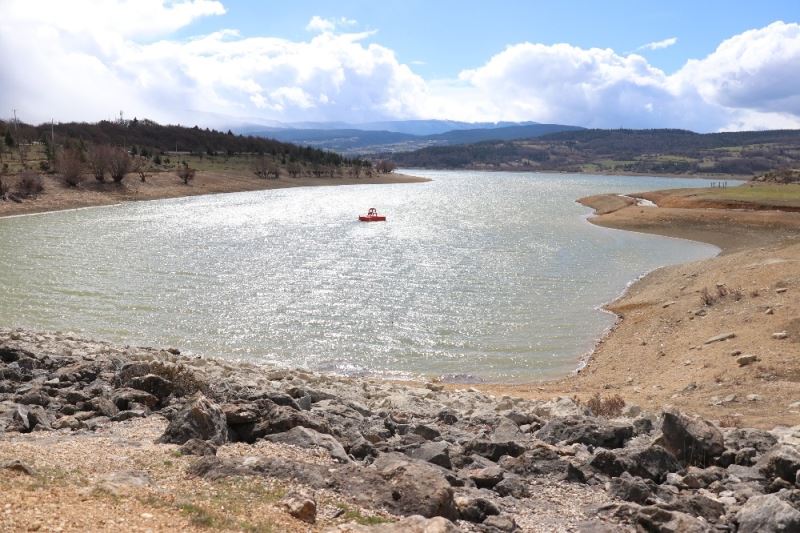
[389,128,800,176]
[247,121,584,155]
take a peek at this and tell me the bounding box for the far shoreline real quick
[0,171,430,219]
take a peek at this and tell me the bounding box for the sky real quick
[1,0,799,131]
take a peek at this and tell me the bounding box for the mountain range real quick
[239,120,584,155]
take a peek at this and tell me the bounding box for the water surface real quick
[0,170,719,381]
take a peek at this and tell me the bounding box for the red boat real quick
[359,207,386,222]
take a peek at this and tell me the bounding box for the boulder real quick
[281,491,316,524]
[607,473,652,504]
[535,415,633,448]
[410,441,452,469]
[493,474,529,498]
[266,426,350,463]
[454,494,500,523]
[463,439,524,462]
[128,374,174,402]
[178,438,218,456]
[589,445,680,483]
[725,428,778,454]
[372,453,458,520]
[736,494,800,532]
[757,445,800,483]
[157,394,228,445]
[661,410,724,467]
[324,515,460,532]
[466,465,505,488]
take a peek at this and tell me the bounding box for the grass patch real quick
[335,503,391,526]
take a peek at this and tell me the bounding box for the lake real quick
[0,170,720,382]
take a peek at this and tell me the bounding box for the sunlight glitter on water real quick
[0,170,719,381]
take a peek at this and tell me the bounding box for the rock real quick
[773,331,789,340]
[705,332,736,344]
[113,388,159,410]
[736,494,800,532]
[532,396,586,418]
[482,514,518,532]
[466,466,505,488]
[178,438,218,456]
[454,495,499,523]
[157,393,228,445]
[535,415,633,448]
[607,473,652,504]
[1,459,34,475]
[589,445,680,482]
[371,454,458,519]
[411,441,452,469]
[251,404,330,439]
[725,428,778,454]
[757,445,800,483]
[661,410,724,467]
[222,402,260,425]
[414,424,441,441]
[493,474,529,498]
[266,426,350,463]
[349,438,377,460]
[747,394,763,402]
[463,439,524,462]
[324,515,460,532]
[128,374,174,402]
[500,446,571,478]
[737,354,758,367]
[437,409,459,425]
[94,471,153,496]
[281,491,316,524]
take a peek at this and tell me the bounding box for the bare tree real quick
[253,156,279,179]
[108,147,131,183]
[375,160,397,174]
[131,156,151,182]
[57,149,83,187]
[176,162,195,185]
[87,145,111,181]
[16,170,44,196]
[349,165,362,179]
[286,162,301,177]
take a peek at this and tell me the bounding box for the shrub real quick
[87,145,111,181]
[0,176,8,196]
[585,393,626,417]
[108,147,131,183]
[16,170,44,196]
[700,287,716,306]
[176,162,195,184]
[375,159,397,174]
[56,149,83,187]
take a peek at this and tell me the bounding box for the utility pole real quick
[12,109,18,135]
[51,119,54,146]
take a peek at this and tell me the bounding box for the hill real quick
[249,122,583,155]
[389,128,800,176]
[0,118,361,169]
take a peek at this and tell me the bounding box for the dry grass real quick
[583,393,626,417]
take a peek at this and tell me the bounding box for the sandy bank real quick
[0,171,429,218]
[469,190,800,428]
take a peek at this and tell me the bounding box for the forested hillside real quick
[390,128,800,176]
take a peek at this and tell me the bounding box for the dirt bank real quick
[472,189,800,429]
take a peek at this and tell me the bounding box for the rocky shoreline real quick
[2,328,800,531]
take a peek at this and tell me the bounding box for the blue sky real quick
[178,0,799,76]
[1,0,800,131]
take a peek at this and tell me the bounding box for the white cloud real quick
[0,2,799,132]
[306,16,358,34]
[638,37,678,51]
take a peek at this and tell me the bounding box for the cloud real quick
[306,16,358,34]
[445,22,800,130]
[638,37,678,51]
[0,2,799,132]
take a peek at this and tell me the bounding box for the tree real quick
[57,148,83,187]
[375,160,397,174]
[16,170,44,196]
[287,162,301,177]
[253,156,278,179]
[108,147,131,183]
[131,156,150,182]
[87,145,111,181]
[4,131,13,149]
